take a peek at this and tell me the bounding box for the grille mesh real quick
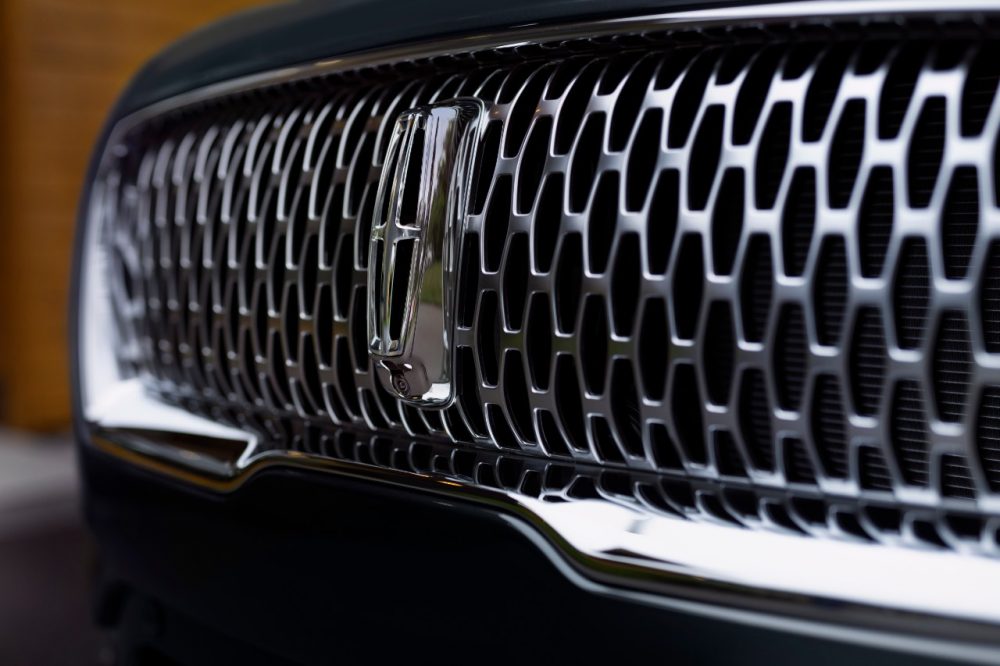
[97,24,1000,554]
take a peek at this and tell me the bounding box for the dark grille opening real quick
[647,168,679,275]
[755,101,791,210]
[671,233,705,340]
[792,497,826,526]
[487,403,520,449]
[580,295,609,395]
[592,416,625,463]
[638,298,669,400]
[477,291,501,386]
[610,360,644,457]
[880,42,926,139]
[703,301,736,406]
[588,171,618,274]
[101,29,1000,558]
[866,506,903,534]
[554,60,601,154]
[890,380,930,487]
[525,294,552,391]
[517,116,552,214]
[687,105,724,211]
[827,99,865,209]
[457,346,487,436]
[734,47,782,145]
[483,175,512,273]
[836,512,874,542]
[611,56,658,153]
[854,41,893,76]
[739,368,774,471]
[334,236,354,319]
[859,446,893,491]
[858,167,894,279]
[848,307,887,418]
[893,238,931,350]
[765,503,805,534]
[941,166,980,280]
[784,437,817,485]
[913,520,947,549]
[610,233,641,336]
[671,364,707,465]
[781,167,816,278]
[503,351,536,444]
[554,234,583,334]
[813,235,848,347]
[473,122,502,215]
[667,50,720,149]
[502,234,530,330]
[962,43,1000,137]
[977,386,1000,492]
[941,454,977,500]
[781,43,822,81]
[774,303,807,411]
[569,113,604,213]
[725,488,759,519]
[532,174,563,273]
[932,41,969,71]
[740,234,773,344]
[811,374,848,479]
[506,66,551,158]
[711,168,744,276]
[650,422,683,470]
[946,514,983,541]
[458,234,481,328]
[554,354,587,452]
[626,109,662,211]
[715,430,748,478]
[908,97,946,209]
[803,44,852,142]
[982,241,1000,353]
[931,311,973,423]
[538,409,570,457]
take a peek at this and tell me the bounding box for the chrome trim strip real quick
[79,1,1000,658]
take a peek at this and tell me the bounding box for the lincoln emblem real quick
[367,99,484,407]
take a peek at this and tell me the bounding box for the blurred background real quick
[1,0,267,429]
[0,1,264,662]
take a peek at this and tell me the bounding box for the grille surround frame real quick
[76,1,1000,652]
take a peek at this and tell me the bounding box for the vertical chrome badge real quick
[367,99,484,407]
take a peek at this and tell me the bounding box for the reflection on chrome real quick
[90,381,258,477]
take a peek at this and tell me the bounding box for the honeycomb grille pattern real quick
[97,26,1000,554]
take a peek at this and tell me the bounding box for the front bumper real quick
[82,443,963,665]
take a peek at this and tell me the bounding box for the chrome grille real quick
[97,23,1000,554]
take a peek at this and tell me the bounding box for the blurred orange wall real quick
[0,0,267,430]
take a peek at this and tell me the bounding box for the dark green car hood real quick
[115,0,793,116]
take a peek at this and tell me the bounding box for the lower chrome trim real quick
[87,382,1000,663]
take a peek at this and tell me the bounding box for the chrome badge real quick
[367,99,484,407]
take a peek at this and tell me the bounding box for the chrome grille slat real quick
[98,23,1000,556]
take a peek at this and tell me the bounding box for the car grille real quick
[97,19,1000,554]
